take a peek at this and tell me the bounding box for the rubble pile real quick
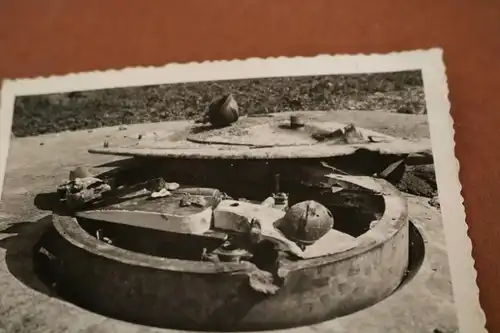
[57,177,111,210]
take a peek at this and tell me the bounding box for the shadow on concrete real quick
[395,220,426,291]
[34,192,62,212]
[0,215,59,298]
[94,157,137,169]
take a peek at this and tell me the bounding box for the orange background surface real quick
[1,1,499,331]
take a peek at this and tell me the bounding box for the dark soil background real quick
[10,70,436,198]
[12,71,425,137]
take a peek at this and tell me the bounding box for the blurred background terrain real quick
[12,71,425,137]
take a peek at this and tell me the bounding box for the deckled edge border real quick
[0,48,488,332]
[421,50,488,333]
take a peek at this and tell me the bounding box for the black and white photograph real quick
[0,50,486,333]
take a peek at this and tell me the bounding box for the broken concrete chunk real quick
[150,188,172,199]
[165,182,180,191]
[57,176,111,210]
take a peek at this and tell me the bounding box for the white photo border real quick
[0,48,487,332]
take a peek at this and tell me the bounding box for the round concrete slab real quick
[88,112,432,160]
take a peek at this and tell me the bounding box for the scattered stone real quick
[88,129,93,133]
[138,134,143,140]
[57,177,111,210]
[118,125,128,131]
[150,188,172,199]
[40,142,44,146]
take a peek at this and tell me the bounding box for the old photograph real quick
[0,50,486,332]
